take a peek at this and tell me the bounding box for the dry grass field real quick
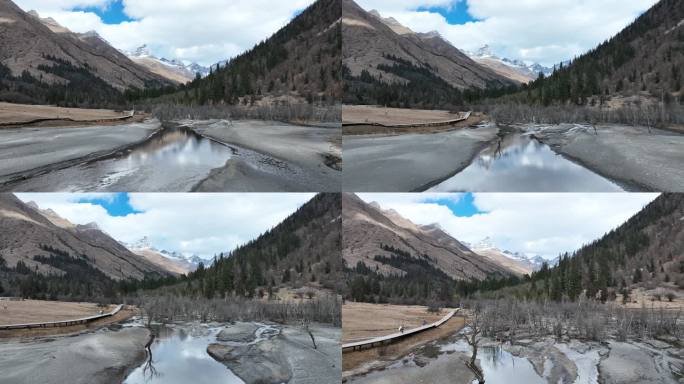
[0,102,127,123]
[342,105,461,125]
[342,105,486,135]
[0,300,117,325]
[0,300,136,339]
[342,302,448,343]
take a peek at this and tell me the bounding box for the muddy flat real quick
[342,302,446,343]
[0,102,132,126]
[187,119,342,192]
[343,126,498,191]
[0,119,161,187]
[0,326,150,384]
[531,124,684,191]
[0,300,116,325]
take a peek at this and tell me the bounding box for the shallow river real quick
[7,125,234,192]
[123,323,244,384]
[440,339,547,384]
[428,134,624,192]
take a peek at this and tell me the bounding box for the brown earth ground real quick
[0,300,137,339]
[342,302,447,343]
[0,102,147,128]
[343,106,461,125]
[342,303,465,373]
[342,106,485,135]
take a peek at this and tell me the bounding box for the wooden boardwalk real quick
[342,309,458,352]
[0,304,123,330]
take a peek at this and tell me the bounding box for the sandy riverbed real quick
[0,327,151,384]
[343,126,499,192]
[529,124,684,191]
[0,119,161,186]
[184,120,342,192]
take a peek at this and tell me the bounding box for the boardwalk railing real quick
[342,309,459,352]
[342,111,472,128]
[0,304,123,330]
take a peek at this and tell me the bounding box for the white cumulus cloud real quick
[356,0,659,66]
[16,193,314,259]
[357,193,659,259]
[13,0,314,66]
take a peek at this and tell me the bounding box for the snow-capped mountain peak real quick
[466,45,555,81]
[124,45,210,83]
[130,44,152,58]
[473,236,496,250]
[475,44,495,58]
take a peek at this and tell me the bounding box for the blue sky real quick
[423,193,485,217]
[73,1,134,24]
[357,0,659,66]
[14,0,314,66]
[76,193,142,217]
[17,193,313,258]
[358,193,658,258]
[416,3,478,25]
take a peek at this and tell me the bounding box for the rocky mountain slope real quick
[343,193,511,281]
[125,45,209,84]
[342,0,514,108]
[0,1,169,105]
[0,194,167,281]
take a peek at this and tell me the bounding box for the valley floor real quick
[343,109,684,192]
[0,300,342,384]
[0,102,137,127]
[0,114,342,192]
[0,119,161,187]
[346,322,684,384]
[529,123,684,192]
[343,125,498,191]
[186,119,342,192]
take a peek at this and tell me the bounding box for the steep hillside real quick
[519,194,684,302]
[163,0,341,106]
[512,0,684,106]
[342,0,515,108]
[342,193,515,303]
[0,1,169,106]
[0,194,169,298]
[171,193,342,299]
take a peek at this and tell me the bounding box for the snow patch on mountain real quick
[468,237,555,271]
[125,45,210,80]
[466,45,554,78]
[123,237,203,271]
